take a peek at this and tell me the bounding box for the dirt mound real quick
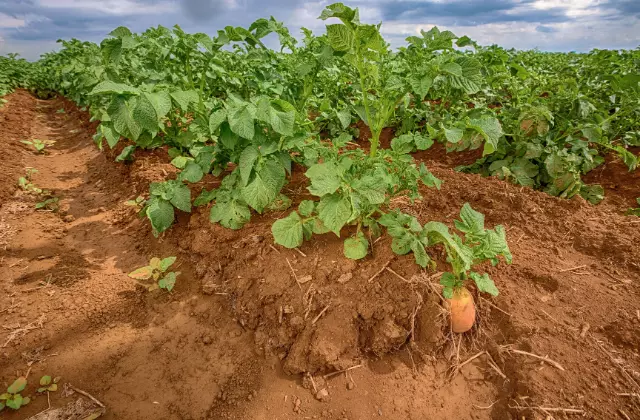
[1,92,640,419]
[583,146,640,208]
[0,90,39,202]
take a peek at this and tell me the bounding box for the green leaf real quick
[468,116,503,156]
[146,199,174,234]
[319,3,358,22]
[410,240,429,267]
[306,162,342,196]
[158,272,178,291]
[298,200,315,217]
[414,134,434,150]
[272,211,304,248]
[326,24,353,51]
[454,203,484,237]
[159,257,176,271]
[7,378,27,394]
[219,123,239,149]
[268,99,296,136]
[108,96,142,141]
[110,26,132,38]
[336,108,351,129]
[448,56,483,94]
[343,232,368,259]
[101,123,120,148]
[242,159,286,212]
[409,73,433,100]
[579,184,604,205]
[171,156,189,169]
[444,126,464,143]
[210,198,251,229]
[317,193,352,236]
[6,394,22,410]
[209,109,227,135]
[475,225,513,264]
[145,91,172,120]
[351,175,386,204]
[239,146,260,186]
[441,62,462,77]
[440,272,458,299]
[545,152,565,178]
[193,189,217,207]
[170,90,199,111]
[391,134,415,154]
[419,163,442,189]
[89,81,139,96]
[424,221,474,273]
[40,376,52,386]
[228,101,256,139]
[169,183,191,212]
[470,272,499,296]
[509,158,539,187]
[115,145,136,162]
[132,94,158,134]
[179,162,204,183]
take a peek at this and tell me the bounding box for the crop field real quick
[0,3,639,419]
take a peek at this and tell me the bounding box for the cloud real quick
[0,0,638,60]
[535,24,557,33]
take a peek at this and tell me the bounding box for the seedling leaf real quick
[128,266,153,280]
[343,232,368,260]
[7,377,27,394]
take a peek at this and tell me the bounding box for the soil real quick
[1,89,640,420]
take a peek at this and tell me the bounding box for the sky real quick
[0,0,639,60]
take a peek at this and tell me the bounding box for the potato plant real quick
[129,257,180,291]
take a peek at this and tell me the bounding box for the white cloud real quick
[0,12,26,29]
[37,0,178,16]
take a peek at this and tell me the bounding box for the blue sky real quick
[0,0,639,59]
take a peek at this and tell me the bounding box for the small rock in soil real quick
[62,215,75,223]
[580,322,591,338]
[346,382,354,390]
[202,335,212,345]
[337,273,353,284]
[299,275,312,284]
[315,389,329,401]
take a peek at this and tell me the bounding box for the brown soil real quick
[1,90,640,420]
[582,146,640,209]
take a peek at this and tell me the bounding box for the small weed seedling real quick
[56,108,65,114]
[626,198,640,216]
[0,377,30,412]
[20,139,55,154]
[37,375,60,393]
[125,196,147,216]
[17,168,42,194]
[36,196,59,211]
[129,257,180,291]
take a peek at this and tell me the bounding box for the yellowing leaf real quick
[128,266,153,280]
